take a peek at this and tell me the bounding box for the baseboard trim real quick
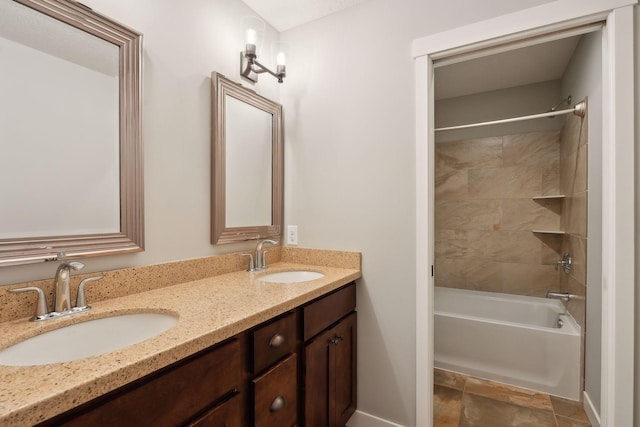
[583,391,601,427]
[347,410,406,427]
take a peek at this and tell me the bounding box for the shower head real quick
[550,96,572,112]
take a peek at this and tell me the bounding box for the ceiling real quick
[435,35,581,100]
[240,0,369,32]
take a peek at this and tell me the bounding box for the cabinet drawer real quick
[51,338,242,426]
[188,392,243,427]
[252,311,296,374]
[304,284,355,341]
[253,353,297,427]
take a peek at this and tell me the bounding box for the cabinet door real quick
[304,312,357,427]
[304,327,334,427]
[333,312,357,427]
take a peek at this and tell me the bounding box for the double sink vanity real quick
[0,247,361,426]
[1,2,358,426]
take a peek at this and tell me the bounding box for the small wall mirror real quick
[0,0,143,266]
[211,73,283,244]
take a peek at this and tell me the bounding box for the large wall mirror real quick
[0,0,143,266]
[211,72,283,244]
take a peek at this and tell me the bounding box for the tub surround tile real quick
[0,248,361,426]
[500,264,558,297]
[434,124,586,303]
[436,137,503,171]
[541,164,562,196]
[436,169,469,200]
[502,130,560,167]
[502,199,560,231]
[467,231,542,265]
[435,230,469,258]
[468,166,542,199]
[436,200,502,231]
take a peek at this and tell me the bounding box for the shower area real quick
[432,27,601,414]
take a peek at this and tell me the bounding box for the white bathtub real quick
[434,287,581,400]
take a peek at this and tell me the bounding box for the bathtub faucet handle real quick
[555,253,572,274]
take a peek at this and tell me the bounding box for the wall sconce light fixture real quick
[240,17,286,84]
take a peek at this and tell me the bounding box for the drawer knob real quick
[270,396,286,412]
[269,333,285,348]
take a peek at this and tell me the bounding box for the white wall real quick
[280,0,557,424]
[0,0,281,285]
[560,30,603,417]
[635,6,640,427]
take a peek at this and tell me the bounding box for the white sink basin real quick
[0,312,178,366]
[258,270,325,283]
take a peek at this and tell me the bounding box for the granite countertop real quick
[0,261,361,426]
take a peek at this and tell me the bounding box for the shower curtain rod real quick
[435,101,586,132]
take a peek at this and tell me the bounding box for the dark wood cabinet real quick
[40,337,245,427]
[37,283,356,427]
[303,286,357,427]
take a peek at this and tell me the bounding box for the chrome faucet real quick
[244,239,279,271]
[8,253,103,321]
[54,258,85,312]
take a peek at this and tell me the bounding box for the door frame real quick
[413,1,636,426]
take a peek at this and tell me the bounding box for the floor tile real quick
[434,368,466,390]
[434,385,463,427]
[556,414,591,427]
[550,396,590,422]
[459,393,557,427]
[463,376,554,412]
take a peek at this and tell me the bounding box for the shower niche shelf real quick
[532,195,566,200]
[532,230,565,235]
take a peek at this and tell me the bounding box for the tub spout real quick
[546,291,573,302]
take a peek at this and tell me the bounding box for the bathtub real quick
[434,287,581,400]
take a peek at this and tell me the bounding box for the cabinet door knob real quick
[270,396,286,412]
[268,333,285,348]
[336,335,344,341]
[329,338,338,345]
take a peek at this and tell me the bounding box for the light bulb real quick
[276,52,286,66]
[246,28,257,45]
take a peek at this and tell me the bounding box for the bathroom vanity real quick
[0,249,360,427]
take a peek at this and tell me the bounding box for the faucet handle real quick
[8,286,49,321]
[242,253,256,272]
[75,276,103,308]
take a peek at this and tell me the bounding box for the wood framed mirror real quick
[211,73,283,244]
[0,0,143,266]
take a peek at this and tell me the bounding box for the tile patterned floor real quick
[434,369,591,427]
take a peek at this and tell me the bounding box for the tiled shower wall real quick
[559,109,588,329]
[434,130,565,297]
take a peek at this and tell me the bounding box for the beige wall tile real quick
[566,192,587,237]
[560,114,583,158]
[468,166,542,199]
[435,257,501,291]
[502,130,560,167]
[502,199,560,231]
[560,275,586,330]
[436,169,469,200]
[539,233,563,264]
[501,263,558,297]
[435,230,468,258]
[541,164,561,196]
[563,235,587,286]
[435,137,503,171]
[467,231,542,264]
[436,200,502,231]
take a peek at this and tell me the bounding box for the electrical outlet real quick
[287,225,298,245]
